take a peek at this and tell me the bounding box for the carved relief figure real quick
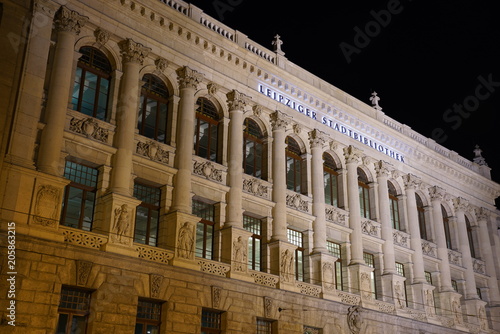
[178,222,194,259]
[281,249,294,282]
[360,273,372,300]
[394,281,405,309]
[113,204,130,244]
[233,236,247,272]
[424,290,435,316]
[34,185,60,226]
[451,299,463,324]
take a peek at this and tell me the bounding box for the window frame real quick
[388,182,401,230]
[323,153,339,207]
[416,194,428,240]
[244,214,263,271]
[192,199,216,260]
[135,299,162,334]
[363,252,377,300]
[133,183,161,247]
[56,286,92,334]
[358,169,371,219]
[194,97,221,162]
[243,118,266,179]
[285,136,303,194]
[287,228,304,282]
[201,308,222,334]
[137,74,169,143]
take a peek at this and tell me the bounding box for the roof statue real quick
[370,91,382,111]
[473,145,488,166]
[272,34,285,55]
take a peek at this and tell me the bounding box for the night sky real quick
[186,1,500,187]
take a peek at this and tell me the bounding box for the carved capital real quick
[226,90,250,112]
[402,173,421,191]
[54,6,88,35]
[374,160,393,178]
[428,186,446,202]
[343,145,363,164]
[308,129,327,149]
[452,197,469,213]
[270,110,291,131]
[119,38,150,65]
[176,66,203,90]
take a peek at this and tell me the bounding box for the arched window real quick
[137,74,169,143]
[286,137,302,193]
[194,97,221,162]
[465,216,476,258]
[416,194,428,240]
[388,182,400,230]
[72,46,112,121]
[442,205,453,249]
[243,118,265,179]
[358,168,371,219]
[323,153,339,207]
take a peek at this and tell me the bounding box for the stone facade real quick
[1,0,500,333]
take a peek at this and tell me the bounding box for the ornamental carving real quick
[177,222,194,259]
[448,250,462,266]
[33,185,60,227]
[308,129,327,148]
[119,38,150,65]
[251,272,279,288]
[212,286,222,308]
[472,259,486,274]
[421,241,436,257]
[54,6,88,34]
[475,207,489,222]
[339,292,360,305]
[232,236,247,272]
[280,249,294,283]
[451,298,463,325]
[361,220,379,237]
[198,260,230,277]
[393,231,409,248]
[325,206,347,225]
[154,57,168,73]
[343,145,363,164]
[207,82,219,96]
[428,186,446,202]
[227,90,250,111]
[242,177,268,198]
[360,273,372,300]
[176,66,203,89]
[94,28,110,45]
[347,304,363,334]
[252,105,262,117]
[286,193,308,212]
[297,282,321,297]
[193,160,223,183]
[137,245,172,264]
[479,306,488,331]
[62,229,106,249]
[150,274,163,299]
[374,160,393,178]
[394,281,405,309]
[270,110,291,131]
[136,140,169,164]
[322,262,335,291]
[452,197,470,213]
[402,173,421,190]
[69,117,109,143]
[76,260,93,286]
[264,297,273,318]
[112,204,131,244]
[424,289,435,316]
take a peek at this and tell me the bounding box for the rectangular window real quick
[477,288,482,300]
[327,241,343,291]
[451,279,458,292]
[304,326,322,334]
[257,318,273,334]
[389,197,400,230]
[288,229,304,282]
[201,309,222,334]
[358,185,371,219]
[61,161,98,231]
[56,287,91,334]
[193,199,215,260]
[363,252,377,300]
[244,215,262,271]
[134,183,161,246]
[395,262,408,307]
[425,271,433,285]
[135,299,162,334]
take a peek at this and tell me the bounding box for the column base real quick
[309,252,338,298]
[220,226,253,281]
[380,273,407,309]
[347,263,374,302]
[269,240,298,291]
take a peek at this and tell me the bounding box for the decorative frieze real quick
[421,241,437,257]
[62,227,107,249]
[472,258,486,275]
[251,271,279,288]
[69,116,110,144]
[297,282,321,298]
[448,249,462,266]
[361,220,380,238]
[393,230,410,248]
[375,301,396,314]
[325,205,348,226]
[198,260,230,277]
[242,175,270,199]
[192,158,225,183]
[136,245,173,264]
[136,139,170,164]
[286,192,309,213]
[338,292,361,305]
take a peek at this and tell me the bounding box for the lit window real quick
[138,74,169,143]
[192,199,215,260]
[61,161,98,231]
[363,252,377,299]
[388,182,400,230]
[286,137,303,193]
[56,287,91,334]
[134,183,161,246]
[327,241,343,291]
[244,215,262,271]
[323,153,339,207]
[201,309,222,334]
[287,228,304,282]
[194,97,221,162]
[72,47,111,121]
[425,271,433,284]
[135,299,162,334]
[358,168,371,219]
[243,118,266,179]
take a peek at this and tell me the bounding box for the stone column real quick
[308,129,328,254]
[170,66,203,213]
[37,7,88,175]
[343,145,364,265]
[402,174,426,284]
[476,207,500,304]
[453,197,478,299]
[270,110,291,242]
[109,38,150,195]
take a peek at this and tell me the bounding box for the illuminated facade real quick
[1,0,500,333]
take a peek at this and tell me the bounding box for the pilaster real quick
[220,227,253,282]
[269,240,297,291]
[309,252,339,299]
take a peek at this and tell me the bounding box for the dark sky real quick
[186,1,500,185]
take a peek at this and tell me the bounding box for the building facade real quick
[1,0,500,333]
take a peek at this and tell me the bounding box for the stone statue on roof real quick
[370,91,382,111]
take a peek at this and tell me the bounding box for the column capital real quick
[270,110,291,131]
[402,173,421,191]
[308,129,327,149]
[226,90,251,112]
[428,185,446,202]
[343,145,363,165]
[452,197,470,214]
[119,38,150,65]
[373,160,393,178]
[54,6,88,35]
[176,66,203,90]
